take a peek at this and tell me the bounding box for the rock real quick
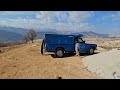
[32,45,37,47]
[13,65,16,67]
[56,76,62,79]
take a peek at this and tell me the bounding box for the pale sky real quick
[0,11,120,34]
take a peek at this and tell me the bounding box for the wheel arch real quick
[88,46,95,50]
[55,47,65,58]
[55,47,65,52]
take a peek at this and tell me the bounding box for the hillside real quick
[0,30,23,42]
[37,31,111,39]
[37,31,58,39]
[0,26,60,39]
[1,25,120,42]
[0,26,28,36]
[71,31,110,38]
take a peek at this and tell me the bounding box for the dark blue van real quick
[41,34,97,58]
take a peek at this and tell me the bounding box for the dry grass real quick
[85,38,120,51]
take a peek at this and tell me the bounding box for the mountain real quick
[0,25,60,36]
[0,26,28,36]
[32,28,60,39]
[108,33,120,38]
[0,25,120,42]
[0,26,60,41]
[71,31,110,38]
[0,30,23,42]
[37,31,59,39]
[36,28,60,33]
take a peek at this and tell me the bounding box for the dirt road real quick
[0,41,100,79]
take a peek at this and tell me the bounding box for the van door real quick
[78,38,86,53]
[67,35,75,51]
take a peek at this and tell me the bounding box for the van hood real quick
[85,43,97,47]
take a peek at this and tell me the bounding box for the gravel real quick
[83,49,120,79]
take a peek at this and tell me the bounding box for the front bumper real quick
[95,47,97,50]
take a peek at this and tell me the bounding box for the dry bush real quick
[27,30,37,43]
[0,42,21,47]
[22,35,29,44]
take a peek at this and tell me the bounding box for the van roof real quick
[45,34,83,37]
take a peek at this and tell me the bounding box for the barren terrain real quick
[0,38,120,79]
[0,40,100,79]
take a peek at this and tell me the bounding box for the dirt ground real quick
[0,40,101,79]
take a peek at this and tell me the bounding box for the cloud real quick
[36,11,94,23]
[0,11,95,32]
[34,11,95,32]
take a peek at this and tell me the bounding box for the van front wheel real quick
[55,48,64,58]
[88,48,94,55]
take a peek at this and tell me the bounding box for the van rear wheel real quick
[55,48,64,58]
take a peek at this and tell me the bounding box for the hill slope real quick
[0,26,28,36]
[37,31,58,39]
[0,30,23,42]
[71,31,109,38]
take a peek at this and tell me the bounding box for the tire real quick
[41,39,45,55]
[88,47,94,55]
[55,48,64,58]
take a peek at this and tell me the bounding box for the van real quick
[41,34,97,58]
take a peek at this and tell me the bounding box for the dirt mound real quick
[83,48,120,79]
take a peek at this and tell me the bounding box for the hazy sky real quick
[0,11,120,34]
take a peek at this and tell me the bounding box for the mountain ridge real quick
[0,26,120,42]
[0,30,23,42]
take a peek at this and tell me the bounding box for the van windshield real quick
[78,37,84,43]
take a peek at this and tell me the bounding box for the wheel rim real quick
[90,48,94,54]
[57,50,63,57]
